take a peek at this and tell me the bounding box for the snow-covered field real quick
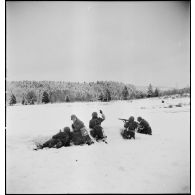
[6,97,190,193]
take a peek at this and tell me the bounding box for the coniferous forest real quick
[6,80,190,106]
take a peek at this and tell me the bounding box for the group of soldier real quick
[34,110,106,150]
[34,110,152,150]
[121,116,152,140]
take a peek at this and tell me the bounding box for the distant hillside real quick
[6,80,190,105]
[6,80,137,104]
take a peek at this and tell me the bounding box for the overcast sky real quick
[6,1,190,88]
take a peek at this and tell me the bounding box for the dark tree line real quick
[6,81,190,105]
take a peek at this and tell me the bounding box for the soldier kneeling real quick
[137,117,152,135]
[71,114,94,146]
[89,110,106,141]
[121,116,137,139]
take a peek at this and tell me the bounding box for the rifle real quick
[118,118,129,122]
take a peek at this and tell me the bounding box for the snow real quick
[6,97,190,193]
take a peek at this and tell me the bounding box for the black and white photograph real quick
[5,1,190,194]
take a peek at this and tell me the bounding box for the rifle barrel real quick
[119,118,128,122]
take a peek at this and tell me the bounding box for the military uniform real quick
[52,127,71,146]
[137,117,152,135]
[71,116,93,145]
[122,117,138,139]
[35,127,71,150]
[40,138,60,149]
[89,112,105,141]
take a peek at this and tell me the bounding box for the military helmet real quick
[137,116,142,122]
[129,116,134,121]
[92,112,98,118]
[71,114,77,120]
[63,126,70,132]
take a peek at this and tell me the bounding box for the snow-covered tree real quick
[9,94,16,105]
[122,86,129,100]
[26,91,37,104]
[65,95,70,102]
[42,91,50,103]
[147,84,154,98]
[154,88,159,97]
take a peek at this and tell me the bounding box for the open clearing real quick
[6,97,190,193]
